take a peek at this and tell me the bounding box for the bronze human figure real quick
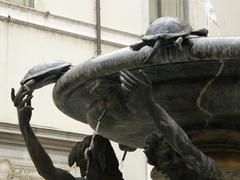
[119,70,223,180]
[69,135,124,180]
[11,88,124,180]
[11,89,79,180]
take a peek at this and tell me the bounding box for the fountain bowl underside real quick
[53,44,240,153]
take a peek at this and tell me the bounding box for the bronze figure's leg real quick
[173,37,184,51]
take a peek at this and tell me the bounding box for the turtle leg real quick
[144,40,163,64]
[173,37,184,51]
[191,28,208,37]
[130,42,146,51]
[23,79,36,92]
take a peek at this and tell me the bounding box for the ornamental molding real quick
[0,122,86,151]
[0,158,77,179]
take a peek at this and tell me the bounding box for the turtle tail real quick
[191,28,208,37]
[130,42,146,51]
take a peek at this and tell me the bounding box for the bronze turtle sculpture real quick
[130,16,208,63]
[20,60,72,91]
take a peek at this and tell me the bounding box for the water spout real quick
[202,0,220,35]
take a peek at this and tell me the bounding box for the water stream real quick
[120,151,127,170]
[85,109,108,177]
[196,0,224,120]
[202,0,220,35]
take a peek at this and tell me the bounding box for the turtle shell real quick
[143,16,192,41]
[21,60,71,85]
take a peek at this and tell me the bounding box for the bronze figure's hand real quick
[11,88,33,125]
[119,70,153,105]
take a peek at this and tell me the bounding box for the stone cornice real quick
[0,122,86,151]
[0,1,142,47]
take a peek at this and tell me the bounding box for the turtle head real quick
[20,60,72,91]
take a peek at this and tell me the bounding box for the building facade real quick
[0,0,240,179]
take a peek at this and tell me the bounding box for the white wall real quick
[34,0,149,35]
[101,0,149,35]
[1,21,95,134]
[161,0,184,18]
[35,0,96,24]
[189,0,240,36]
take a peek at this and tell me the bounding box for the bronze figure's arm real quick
[119,70,223,180]
[11,88,76,180]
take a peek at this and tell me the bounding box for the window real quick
[149,0,189,23]
[4,0,34,8]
